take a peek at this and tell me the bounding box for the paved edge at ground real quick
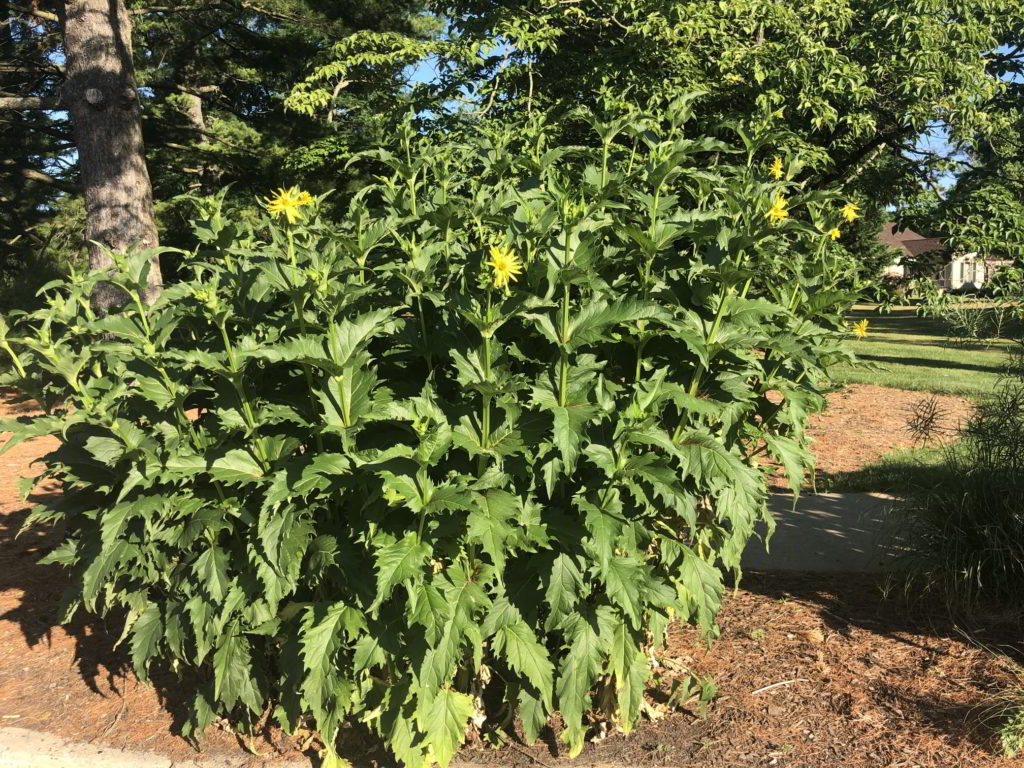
[742,492,898,573]
[0,727,307,768]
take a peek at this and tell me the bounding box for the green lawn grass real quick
[831,304,1013,398]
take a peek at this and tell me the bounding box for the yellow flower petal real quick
[263,186,313,224]
[766,193,789,223]
[484,246,524,290]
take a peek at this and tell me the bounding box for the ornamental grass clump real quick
[0,97,856,767]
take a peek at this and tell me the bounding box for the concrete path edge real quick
[0,727,308,768]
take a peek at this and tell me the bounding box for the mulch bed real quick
[1,387,1019,767]
[769,383,974,491]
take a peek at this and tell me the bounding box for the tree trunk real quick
[58,0,162,311]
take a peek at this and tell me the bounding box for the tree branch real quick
[0,159,77,192]
[9,3,59,23]
[0,95,63,109]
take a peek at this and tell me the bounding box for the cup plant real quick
[0,95,857,767]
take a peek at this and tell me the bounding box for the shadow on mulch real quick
[738,569,1024,657]
[736,569,1024,752]
[0,499,201,735]
[0,496,397,766]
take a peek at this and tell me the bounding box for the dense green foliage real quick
[904,19,1024,261]
[296,0,1016,207]
[1,100,856,764]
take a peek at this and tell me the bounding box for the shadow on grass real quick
[819,447,953,493]
[856,353,1008,375]
[847,308,951,339]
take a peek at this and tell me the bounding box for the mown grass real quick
[831,304,1013,398]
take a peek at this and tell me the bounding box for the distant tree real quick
[906,21,1024,262]
[295,0,1019,212]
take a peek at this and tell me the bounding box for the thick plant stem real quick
[479,292,493,473]
[417,295,433,371]
[674,286,732,442]
[558,282,570,407]
[1,342,26,378]
[218,319,268,466]
[278,236,325,452]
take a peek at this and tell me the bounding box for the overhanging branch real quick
[0,95,63,110]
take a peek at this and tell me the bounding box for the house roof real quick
[880,222,947,259]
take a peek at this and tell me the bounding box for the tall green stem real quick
[277,239,325,452]
[416,295,433,370]
[673,285,732,442]
[219,319,268,465]
[2,342,26,378]
[558,282,571,407]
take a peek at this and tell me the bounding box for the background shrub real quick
[0,97,855,766]
[890,345,1024,608]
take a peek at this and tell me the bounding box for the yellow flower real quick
[828,227,841,240]
[769,156,784,180]
[485,246,523,290]
[851,319,869,338]
[766,193,789,223]
[263,186,312,225]
[841,202,860,223]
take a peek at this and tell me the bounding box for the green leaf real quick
[372,533,430,609]
[419,688,472,768]
[579,497,623,572]
[557,611,603,757]
[518,687,548,745]
[543,553,582,631]
[193,546,231,603]
[409,581,451,647]
[210,449,265,485]
[467,491,518,572]
[678,546,724,630]
[130,603,163,683]
[300,603,345,697]
[603,557,644,628]
[608,623,648,733]
[494,620,553,708]
[81,539,130,611]
[213,630,252,709]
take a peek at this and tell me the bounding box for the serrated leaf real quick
[543,553,582,631]
[210,449,265,485]
[193,546,231,602]
[372,533,430,609]
[130,603,163,683]
[494,620,553,708]
[603,557,644,628]
[419,688,472,768]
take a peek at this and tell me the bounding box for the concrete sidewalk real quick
[742,492,897,573]
[0,727,306,768]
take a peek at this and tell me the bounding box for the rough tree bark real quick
[57,0,162,311]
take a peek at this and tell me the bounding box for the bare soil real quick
[1,388,1019,768]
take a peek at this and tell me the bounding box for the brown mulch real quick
[1,389,1020,768]
[769,383,974,490]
